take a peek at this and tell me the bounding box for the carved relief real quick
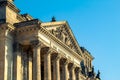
[49,25,76,52]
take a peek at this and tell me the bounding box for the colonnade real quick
[13,40,81,80]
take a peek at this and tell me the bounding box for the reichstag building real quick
[0,0,100,80]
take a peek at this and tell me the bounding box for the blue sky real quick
[15,0,120,80]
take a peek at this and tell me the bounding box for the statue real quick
[92,66,94,75]
[96,70,101,79]
[51,16,56,22]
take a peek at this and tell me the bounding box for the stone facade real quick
[0,0,101,80]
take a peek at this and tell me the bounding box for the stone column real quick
[13,43,22,80]
[28,52,32,80]
[23,52,28,80]
[44,48,52,80]
[62,60,69,80]
[70,65,76,80]
[53,55,61,80]
[31,40,41,80]
[75,68,81,80]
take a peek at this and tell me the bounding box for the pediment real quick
[41,21,83,56]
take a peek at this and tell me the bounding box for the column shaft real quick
[13,43,22,80]
[23,53,28,80]
[53,56,60,80]
[14,52,22,80]
[28,55,32,80]
[33,46,41,80]
[70,66,76,80]
[63,61,68,80]
[76,69,81,80]
[44,53,51,80]
[76,72,80,80]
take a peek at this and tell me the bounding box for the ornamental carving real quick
[49,25,76,52]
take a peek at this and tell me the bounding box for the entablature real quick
[14,19,41,28]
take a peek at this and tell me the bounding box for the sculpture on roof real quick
[51,16,56,22]
[96,70,101,80]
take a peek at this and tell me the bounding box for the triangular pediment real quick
[41,21,83,56]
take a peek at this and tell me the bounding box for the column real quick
[53,55,60,80]
[44,49,52,80]
[31,40,41,80]
[13,43,22,80]
[76,68,81,80]
[23,52,28,80]
[62,60,69,80]
[70,65,76,80]
[28,52,32,80]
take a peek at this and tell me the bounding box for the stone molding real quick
[14,19,41,28]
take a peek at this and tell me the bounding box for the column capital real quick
[56,54,61,60]
[43,47,57,55]
[75,67,81,73]
[30,40,44,48]
[69,63,76,70]
[63,59,69,66]
[53,54,61,61]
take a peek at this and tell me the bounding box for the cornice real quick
[0,1,20,13]
[14,19,41,28]
[65,21,83,56]
[41,21,66,27]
